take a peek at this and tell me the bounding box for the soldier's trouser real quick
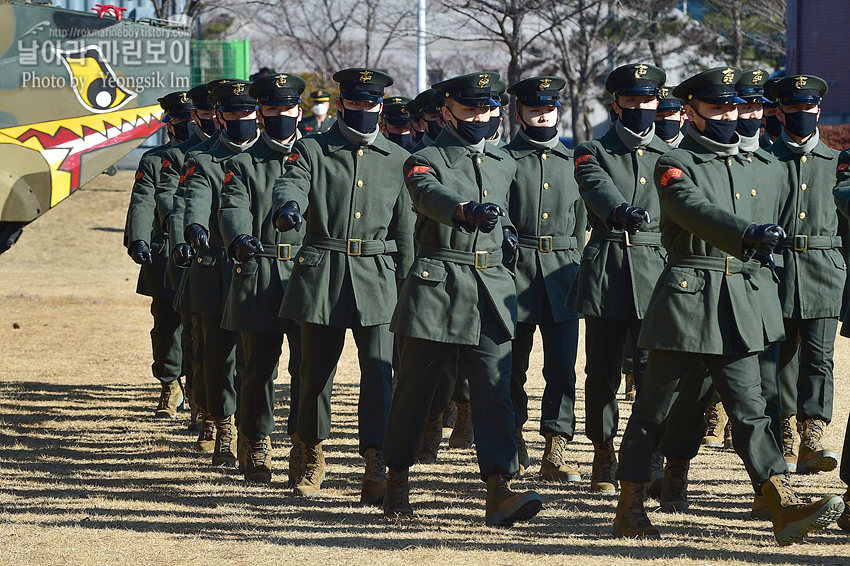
[453,372,470,404]
[149,296,183,384]
[428,350,460,417]
[778,317,837,422]
[510,316,579,437]
[584,314,647,443]
[298,322,393,455]
[190,314,206,408]
[384,305,517,480]
[842,409,850,485]
[201,313,238,419]
[618,349,787,493]
[180,313,194,389]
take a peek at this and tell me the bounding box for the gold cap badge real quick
[722,68,735,84]
[634,64,648,79]
[275,74,288,88]
[233,83,245,95]
[539,78,551,91]
[478,74,491,88]
[359,70,373,83]
[796,76,808,89]
[178,92,188,103]
[752,70,763,84]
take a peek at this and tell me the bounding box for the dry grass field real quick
[0,171,848,566]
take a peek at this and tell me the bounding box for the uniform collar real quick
[434,125,507,167]
[776,128,832,158]
[325,121,392,155]
[601,123,668,155]
[508,131,571,159]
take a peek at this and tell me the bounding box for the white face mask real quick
[312,103,330,116]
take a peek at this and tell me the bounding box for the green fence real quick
[191,39,250,85]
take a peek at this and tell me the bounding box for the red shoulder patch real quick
[304,127,314,131]
[224,171,234,183]
[575,154,591,167]
[178,175,186,185]
[161,159,171,169]
[839,163,849,172]
[135,170,144,181]
[659,168,684,187]
[286,152,300,163]
[406,165,431,179]
[185,165,196,177]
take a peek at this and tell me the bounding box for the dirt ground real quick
[0,171,848,566]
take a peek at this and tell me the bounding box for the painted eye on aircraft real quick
[54,45,137,113]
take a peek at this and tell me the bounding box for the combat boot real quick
[484,474,542,527]
[245,437,272,484]
[187,389,202,432]
[751,494,771,520]
[781,416,797,473]
[236,425,248,473]
[442,401,458,439]
[294,441,325,496]
[416,412,442,464]
[196,407,216,454]
[361,448,387,505]
[288,433,302,488]
[155,380,184,418]
[211,414,236,467]
[723,421,733,450]
[761,474,842,546]
[516,427,531,474]
[612,481,660,538]
[796,418,838,474]
[837,488,850,532]
[591,439,618,493]
[659,459,690,512]
[448,402,474,448]
[701,401,726,447]
[624,374,636,402]
[540,433,580,482]
[383,468,413,520]
[646,448,664,500]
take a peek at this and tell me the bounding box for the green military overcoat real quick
[833,148,850,336]
[298,114,336,136]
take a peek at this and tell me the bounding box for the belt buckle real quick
[347,239,362,256]
[725,256,735,276]
[474,251,488,269]
[624,232,634,247]
[277,243,292,261]
[794,234,808,251]
[538,236,553,252]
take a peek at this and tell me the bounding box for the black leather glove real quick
[502,227,519,263]
[128,240,152,265]
[613,203,651,235]
[184,223,210,251]
[463,201,506,233]
[171,243,193,267]
[275,201,303,232]
[232,235,264,262]
[743,224,787,255]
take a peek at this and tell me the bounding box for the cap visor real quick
[698,95,747,105]
[451,96,492,108]
[341,91,383,103]
[218,104,258,112]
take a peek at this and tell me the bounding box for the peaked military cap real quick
[674,67,746,105]
[382,96,413,127]
[249,73,306,106]
[605,63,665,97]
[656,85,683,112]
[157,91,194,121]
[490,79,506,107]
[763,77,782,108]
[211,81,256,112]
[413,89,439,115]
[310,89,332,102]
[206,78,241,105]
[188,84,214,110]
[433,72,500,108]
[768,75,828,105]
[508,76,565,107]
[333,68,394,103]
[736,69,770,103]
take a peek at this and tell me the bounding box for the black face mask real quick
[694,109,737,144]
[199,118,217,137]
[764,114,782,139]
[619,107,656,134]
[654,119,681,141]
[736,117,762,138]
[521,122,558,142]
[342,108,380,133]
[781,110,818,139]
[388,131,414,148]
[222,117,257,143]
[486,115,502,139]
[448,108,489,144]
[426,119,443,140]
[171,121,191,143]
[263,114,298,141]
[412,129,424,142]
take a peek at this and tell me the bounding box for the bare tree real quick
[149,0,205,20]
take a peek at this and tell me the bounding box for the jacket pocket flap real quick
[581,241,601,262]
[663,268,704,294]
[233,260,258,276]
[409,259,447,283]
[294,247,324,267]
[828,249,847,270]
[196,252,217,267]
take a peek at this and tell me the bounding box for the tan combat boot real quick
[383,468,413,520]
[647,448,664,500]
[155,380,184,418]
[540,433,580,482]
[591,439,618,493]
[659,459,690,512]
[701,401,727,447]
[245,437,272,484]
[416,412,442,464]
[781,416,797,473]
[288,432,302,488]
[186,389,202,432]
[516,427,530,474]
[196,407,216,454]
[613,481,660,538]
[837,488,850,533]
[448,402,474,448]
[294,441,325,496]
[723,421,734,450]
[762,474,842,546]
[361,448,387,505]
[442,401,458,438]
[236,425,248,473]
[624,374,636,402]
[211,415,236,467]
[485,474,542,527]
[796,418,838,474]
[751,494,771,520]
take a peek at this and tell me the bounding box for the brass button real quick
[476,156,482,164]
[421,270,429,278]
[735,192,740,199]
[801,183,807,191]
[354,211,362,219]
[751,189,758,197]
[197,257,202,264]
[357,180,363,187]
[801,155,808,162]
[482,190,488,197]
[799,212,806,219]
[637,149,644,156]
[298,257,305,263]
[236,267,242,274]
[541,153,547,160]
[747,156,752,162]
[639,177,647,185]
[357,149,364,156]
[542,212,549,219]
[543,182,549,189]
[727,158,733,166]
[680,281,688,289]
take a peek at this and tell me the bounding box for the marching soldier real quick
[485,80,507,146]
[125,91,193,418]
[833,146,850,533]
[380,96,416,150]
[761,78,782,149]
[505,76,585,482]
[218,73,307,484]
[383,72,542,526]
[613,67,843,545]
[767,75,843,475]
[566,63,669,493]
[654,88,685,147]
[298,89,336,136]
[410,89,445,152]
[181,80,261,467]
[272,68,414,504]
